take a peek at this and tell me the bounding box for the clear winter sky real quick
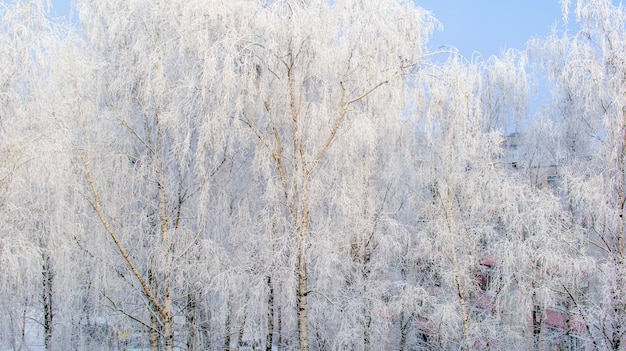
[418,0,565,58]
[21,0,573,58]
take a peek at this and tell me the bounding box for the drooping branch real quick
[557,278,601,351]
[241,108,294,222]
[102,290,159,335]
[81,130,166,319]
[109,100,155,155]
[309,79,389,175]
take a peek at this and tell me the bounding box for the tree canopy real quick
[1,0,625,350]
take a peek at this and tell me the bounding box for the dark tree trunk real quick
[266,275,275,351]
[42,252,54,351]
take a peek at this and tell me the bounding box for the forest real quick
[0,0,625,350]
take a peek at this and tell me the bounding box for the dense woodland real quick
[1,0,625,350]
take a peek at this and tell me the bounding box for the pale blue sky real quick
[41,0,574,58]
[418,1,564,58]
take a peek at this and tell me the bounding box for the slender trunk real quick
[225,300,232,351]
[362,250,372,351]
[162,309,173,351]
[441,185,471,350]
[454,274,471,351]
[20,307,28,350]
[611,106,626,350]
[531,292,542,351]
[399,310,408,351]
[399,265,410,351]
[149,268,160,351]
[277,305,282,350]
[363,303,372,351]
[198,294,211,350]
[610,258,625,350]
[266,275,275,351]
[399,263,413,351]
[237,312,246,349]
[187,292,211,351]
[296,170,310,351]
[361,168,373,351]
[149,313,160,351]
[42,252,53,351]
[161,279,173,351]
[296,234,309,351]
[156,116,174,351]
[186,292,197,351]
[618,106,626,258]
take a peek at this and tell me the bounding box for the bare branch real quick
[81,127,166,317]
[109,100,155,155]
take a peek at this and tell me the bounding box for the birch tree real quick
[0,4,45,343]
[401,48,576,350]
[0,2,81,349]
[411,58,506,349]
[530,0,626,348]
[232,1,435,349]
[12,0,626,350]
[62,1,240,349]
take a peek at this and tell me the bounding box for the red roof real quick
[480,253,499,267]
[568,312,588,336]
[545,309,566,329]
[544,309,588,335]
[475,291,495,310]
[417,316,438,335]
